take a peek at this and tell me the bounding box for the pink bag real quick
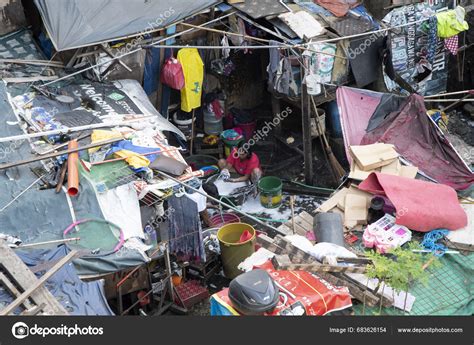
[160,57,185,90]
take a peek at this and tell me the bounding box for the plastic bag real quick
[160,57,185,90]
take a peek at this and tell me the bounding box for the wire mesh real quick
[351,233,473,316]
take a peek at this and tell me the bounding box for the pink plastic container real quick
[236,121,257,141]
[210,213,241,228]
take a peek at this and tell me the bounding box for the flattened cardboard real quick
[316,187,349,213]
[344,194,368,226]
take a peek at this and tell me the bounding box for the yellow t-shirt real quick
[177,48,204,112]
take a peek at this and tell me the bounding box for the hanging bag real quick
[161,57,185,90]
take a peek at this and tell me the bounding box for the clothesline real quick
[41,11,237,87]
[40,9,444,88]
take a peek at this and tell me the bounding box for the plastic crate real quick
[174,280,210,309]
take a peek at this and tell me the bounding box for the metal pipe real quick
[16,237,81,249]
[0,175,45,212]
[0,138,123,170]
[154,171,286,235]
[0,115,154,143]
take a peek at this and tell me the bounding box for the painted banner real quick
[383,0,454,95]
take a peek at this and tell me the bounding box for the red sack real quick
[212,260,353,316]
[160,57,185,90]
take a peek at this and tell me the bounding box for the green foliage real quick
[365,243,441,293]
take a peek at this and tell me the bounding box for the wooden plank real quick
[272,257,368,274]
[276,224,292,235]
[0,245,75,315]
[20,303,46,316]
[0,273,34,309]
[298,211,314,228]
[0,59,64,67]
[0,241,67,315]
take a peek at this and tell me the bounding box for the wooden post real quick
[271,95,282,136]
[301,78,314,185]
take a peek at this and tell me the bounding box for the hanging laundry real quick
[274,57,299,97]
[221,35,230,59]
[444,35,459,56]
[315,0,361,17]
[177,48,204,112]
[266,40,282,91]
[167,194,206,262]
[436,6,469,38]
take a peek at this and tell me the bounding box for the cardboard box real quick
[350,143,399,171]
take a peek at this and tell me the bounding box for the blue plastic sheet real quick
[1,246,114,315]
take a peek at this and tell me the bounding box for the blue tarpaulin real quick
[0,246,114,315]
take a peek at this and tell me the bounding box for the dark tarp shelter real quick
[33,0,220,51]
[337,87,474,191]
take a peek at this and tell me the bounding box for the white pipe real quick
[425,90,473,98]
[424,99,474,102]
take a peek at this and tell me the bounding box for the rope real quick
[421,229,450,257]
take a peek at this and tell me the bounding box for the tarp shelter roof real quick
[337,86,474,191]
[34,0,220,51]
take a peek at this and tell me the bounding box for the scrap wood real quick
[0,273,35,310]
[0,58,64,67]
[0,249,78,316]
[0,241,68,315]
[272,255,368,274]
[316,187,349,213]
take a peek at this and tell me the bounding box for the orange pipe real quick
[67,140,79,196]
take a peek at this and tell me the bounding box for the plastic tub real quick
[204,108,223,135]
[258,176,283,209]
[217,223,256,279]
[222,137,244,157]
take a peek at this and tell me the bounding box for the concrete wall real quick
[0,0,26,35]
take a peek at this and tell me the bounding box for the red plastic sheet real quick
[359,172,467,232]
[213,261,352,316]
